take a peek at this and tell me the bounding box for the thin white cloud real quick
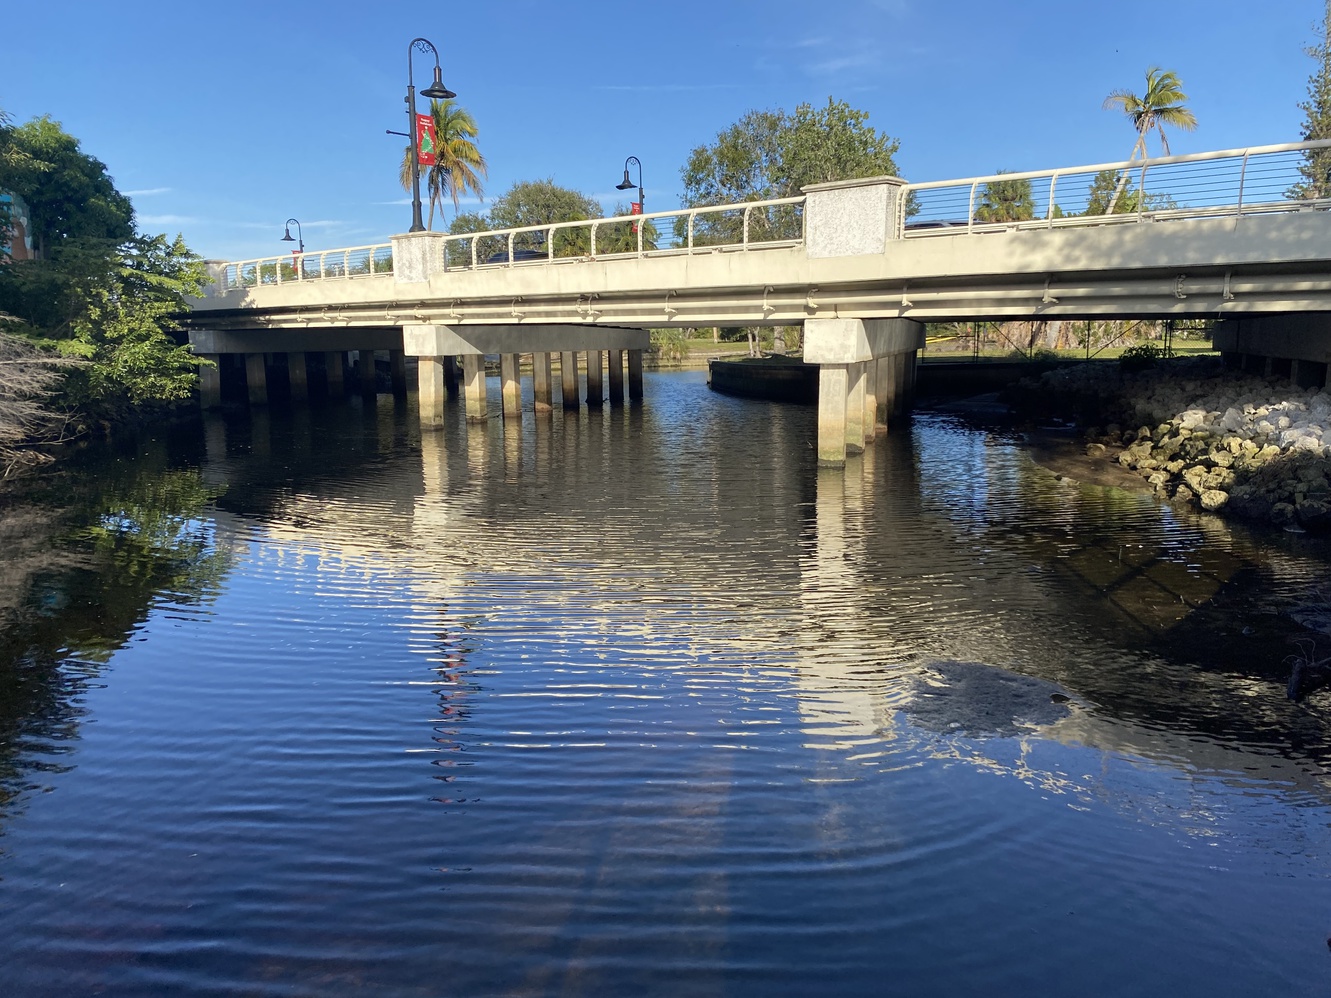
[594,83,741,93]
[139,214,198,225]
[125,187,172,197]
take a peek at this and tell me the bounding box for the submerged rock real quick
[905,660,1075,738]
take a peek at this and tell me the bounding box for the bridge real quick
[187,141,1331,465]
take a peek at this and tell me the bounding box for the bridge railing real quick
[438,197,806,271]
[898,140,1331,237]
[216,243,395,291]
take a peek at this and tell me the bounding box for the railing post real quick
[743,205,752,246]
[1138,163,1149,218]
[968,182,978,233]
[508,231,515,265]
[472,238,478,269]
[590,222,598,258]
[1236,151,1250,216]
[688,212,695,251]
[548,226,555,261]
[1046,174,1059,227]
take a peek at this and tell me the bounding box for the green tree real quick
[0,115,134,256]
[597,201,660,254]
[975,171,1035,222]
[1101,68,1197,213]
[1291,2,1331,199]
[398,99,487,230]
[679,99,903,244]
[487,179,601,257]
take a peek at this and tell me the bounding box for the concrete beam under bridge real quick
[401,323,649,357]
[188,327,404,354]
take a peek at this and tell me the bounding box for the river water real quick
[1,371,1329,996]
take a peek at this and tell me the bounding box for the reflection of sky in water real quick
[1,377,1329,995]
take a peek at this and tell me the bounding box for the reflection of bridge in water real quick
[196,400,1331,811]
[187,142,1331,467]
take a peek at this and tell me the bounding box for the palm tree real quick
[399,99,487,230]
[1101,67,1197,213]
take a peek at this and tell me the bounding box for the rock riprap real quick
[1008,357,1331,530]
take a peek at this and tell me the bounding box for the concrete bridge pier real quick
[501,354,521,419]
[199,357,223,409]
[608,349,625,405]
[533,353,554,413]
[245,353,268,406]
[587,350,604,405]
[358,350,377,396]
[805,318,924,467]
[1214,316,1330,389]
[418,356,446,429]
[287,352,309,403]
[462,355,487,422]
[560,352,579,408]
[628,350,644,401]
[326,352,346,397]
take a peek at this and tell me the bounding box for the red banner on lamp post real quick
[416,113,438,166]
[630,201,642,234]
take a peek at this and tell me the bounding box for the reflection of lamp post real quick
[405,37,456,233]
[615,155,644,216]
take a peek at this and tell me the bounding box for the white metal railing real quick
[217,243,394,291]
[898,140,1331,237]
[437,197,806,271]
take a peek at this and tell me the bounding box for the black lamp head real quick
[422,66,455,100]
[616,169,635,191]
[281,225,295,242]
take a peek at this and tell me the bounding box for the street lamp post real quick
[615,155,644,217]
[281,218,304,277]
[405,37,456,233]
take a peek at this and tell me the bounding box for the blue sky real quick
[2,0,1323,261]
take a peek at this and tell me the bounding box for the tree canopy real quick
[680,98,902,207]
[398,98,487,230]
[0,112,208,451]
[447,179,603,262]
[975,172,1035,223]
[1292,3,1331,199]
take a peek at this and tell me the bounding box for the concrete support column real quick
[861,358,878,442]
[892,353,908,418]
[418,356,446,429]
[533,352,554,413]
[390,349,408,398]
[560,351,579,409]
[358,349,377,395]
[444,356,460,398]
[586,350,604,405]
[873,356,894,432]
[501,353,521,419]
[462,354,487,422]
[608,349,625,405]
[287,352,308,403]
[817,364,849,467]
[845,362,866,455]
[628,349,644,400]
[245,353,268,406]
[199,354,222,409]
[325,351,345,397]
[904,351,918,410]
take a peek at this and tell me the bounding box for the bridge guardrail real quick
[218,243,395,292]
[898,140,1331,237]
[437,197,807,271]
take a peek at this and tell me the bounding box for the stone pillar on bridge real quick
[586,350,604,405]
[462,354,487,422]
[418,356,446,429]
[560,352,579,409]
[325,352,345,397]
[501,353,521,419]
[628,350,644,401]
[608,349,625,405]
[287,352,309,403]
[199,356,222,409]
[533,353,553,413]
[804,318,924,467]
[245,353,268,406]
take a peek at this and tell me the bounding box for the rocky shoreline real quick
[1005,356,1331,531]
